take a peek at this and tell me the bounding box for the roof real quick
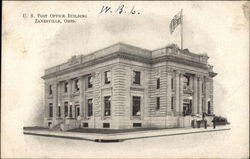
[42,42,216,79]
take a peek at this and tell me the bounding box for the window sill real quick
[130,86,144,91]
[103,116,111,120]
[132,116,142,120]
[72,91,80,97]
[48,95,53,99]
[102,85,112,90]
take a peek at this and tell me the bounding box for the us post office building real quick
[42,43,217,130]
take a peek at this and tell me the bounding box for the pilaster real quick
[52,82,58,120]
[60,82,65,118]
[166,68,172,114]
[175,71,180,115]
[204,77,209,113]
[198,76,202,114]
[57,82,61,117]
[210,79,214,114]
[79,76,85,119]
[179,73,184,115]
[68,79,72,118]
[44,83,49,119]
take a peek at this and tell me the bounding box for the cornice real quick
[209,72,218,77]
[42,52,212,80]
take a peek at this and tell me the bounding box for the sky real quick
[2,1,249,157]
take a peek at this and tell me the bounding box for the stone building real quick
[42,43,217,130]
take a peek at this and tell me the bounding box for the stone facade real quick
[42,43,217,130]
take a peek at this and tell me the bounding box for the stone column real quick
[198,76,203,114]
[44,83,49,118]
[179,73,184,115]
[192,76,198,115]
[204,77,209,113]
[79,76,85,119]
[72,102,76,119]
[61,82,65,118]
[175,71,180,115]
[210,79,214,114]
[72,79,77,119]
[52,83,58,120]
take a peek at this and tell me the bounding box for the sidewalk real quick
[23,125,231,142]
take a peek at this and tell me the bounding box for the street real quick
[19,129,246,158]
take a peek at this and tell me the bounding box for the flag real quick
[170,10,182,34]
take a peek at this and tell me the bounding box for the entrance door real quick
[183,100,192,115]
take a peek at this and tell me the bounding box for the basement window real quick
[103,123,110,128]
[133,123,142,127]
[48,122,52,127]
[82,123,88,128]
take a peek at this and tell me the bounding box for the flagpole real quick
[181,9,183,50]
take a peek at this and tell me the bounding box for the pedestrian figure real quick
[197,120,201,128]
[204,119,207,129]
[191,119,195,128]
[203,113,207,129]
[212,116,216,129]
[202,112,205,121]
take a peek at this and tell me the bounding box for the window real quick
[171,96,174,110]
[82,123,88,127]
[49,103,53,117]
[64,102,68,117]
[88,76,93,88]
[132,96,141,116]
[202,82,205,93]
[104,71,111,84]
[104,96,111,116]
[75,79,79,91]
[133,71,141,84]
[133,123,142,127]
[49,85,53,95]
[69,105,72,118]
[183,75,190,87]
[156,97,160,109]
[88,99,93,117]
[171,77,174,89]
[157,78,160,89]
[103,123,110,128]
[64,82,68,93]
[183,100,192,115]
[76,105,80,117]
[208,101,211,114]
[58,106,61,117]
